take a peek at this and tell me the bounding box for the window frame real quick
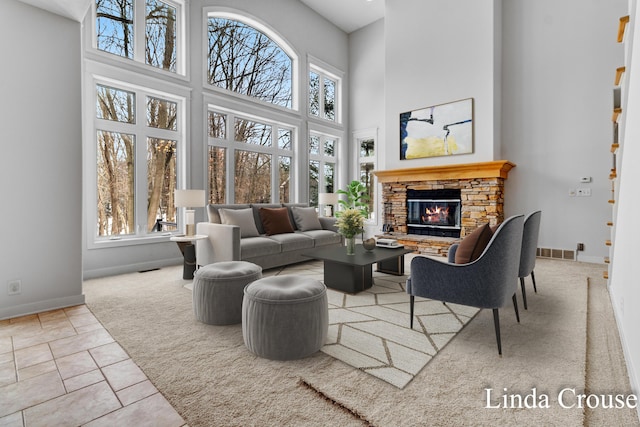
[83,60,190,249]
[308,55,343,125]
[308,130,339,208]
[353,128,378,224]
[203,8,300,113]
[90,0,187,78]
[206,102,298,205]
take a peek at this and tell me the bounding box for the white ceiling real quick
[299,0,385,33]
[18,0,385,34]
[18,0,91,22]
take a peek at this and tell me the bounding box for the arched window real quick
[207,14,294,109]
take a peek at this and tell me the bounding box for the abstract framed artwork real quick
[400,98,474,160]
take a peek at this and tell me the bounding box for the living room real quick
[2,0,640,425]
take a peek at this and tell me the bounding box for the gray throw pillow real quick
[219,208,260,238]
[291,206,322,231]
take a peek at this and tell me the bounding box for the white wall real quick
[610,0,640,408]
[384,0,502,170]
[502,0,627,262]
[352,0,623,262]
[0,0,84,319]
[349,19,385,234]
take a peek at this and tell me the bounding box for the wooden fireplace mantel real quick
[373,160,516,183]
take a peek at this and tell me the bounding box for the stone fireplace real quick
[373,160,515,256]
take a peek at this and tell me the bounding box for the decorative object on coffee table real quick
[335,208,364,255]
[362,237,376,251]
[242,276,328,360]
[192,261,262,325]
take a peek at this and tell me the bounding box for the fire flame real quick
[421,205,449,224]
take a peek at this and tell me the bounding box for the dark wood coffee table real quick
[301,245,413,293]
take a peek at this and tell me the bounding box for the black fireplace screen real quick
[406,189,461,237]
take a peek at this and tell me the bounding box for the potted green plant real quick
[336,180,370,218]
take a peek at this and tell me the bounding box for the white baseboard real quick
[0,294,86,321]
[82,257,182,280]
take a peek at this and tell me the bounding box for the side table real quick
[170,234,207,279]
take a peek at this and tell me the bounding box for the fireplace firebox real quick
[406,189,461,237]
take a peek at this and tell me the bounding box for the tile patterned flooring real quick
[0,305,186,426]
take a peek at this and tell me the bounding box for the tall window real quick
[356,131,377,220]
[95,0,183,74]
[94,81,183,237]
[309,63,340,122]
[309,132,337,207]
[207,15,293,109]
[208,109,294,204]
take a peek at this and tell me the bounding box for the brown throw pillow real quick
[454,223,493,264]
[259,207,295,235]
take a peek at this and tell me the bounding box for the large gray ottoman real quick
[242,276,328,360]
[193,261,262,325]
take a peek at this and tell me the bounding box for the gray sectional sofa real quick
[195,203,343,270]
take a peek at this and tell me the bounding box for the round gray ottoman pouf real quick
[192,261,262,325]
[242,276,328,361]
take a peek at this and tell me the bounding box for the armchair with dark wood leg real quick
[406,215,524,355]
[519,211,542,310]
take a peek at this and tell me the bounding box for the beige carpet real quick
[83,257,637,426]
[267,262,480,389]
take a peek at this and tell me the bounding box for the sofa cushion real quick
[241,236,282,259]
[283,203,308,230]
[299,229,342,247]
[207,204,251,224]
[267,232,314,252]
[291,206,322,231]
[251,204,282,234]
[454,223,493,264]
[219,208,260,238]
[259,207,295,235]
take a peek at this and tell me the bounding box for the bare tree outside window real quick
[97,130,135,236]
[97,0,178,75]
[96,0,133,59]
[235,150,271,203]
[359,138,376,218]
[96,85,135,236]
[146,0,176,72]
[279,156,291,203]
[207,17,292,109]
[208,146,226,204]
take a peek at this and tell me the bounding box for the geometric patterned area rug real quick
[275,261,480,389]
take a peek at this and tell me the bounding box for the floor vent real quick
[537,248,575,261]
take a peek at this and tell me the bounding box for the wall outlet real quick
[576,188,591,197]
[7,280,21,295]
[577,243,584,251]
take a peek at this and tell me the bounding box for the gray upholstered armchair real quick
[406,215,524,355]
[519,210,542,310]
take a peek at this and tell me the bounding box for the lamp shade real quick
[174,189,206,208]
[318,193,338,205]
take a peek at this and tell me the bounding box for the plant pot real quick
[346,237,356,255]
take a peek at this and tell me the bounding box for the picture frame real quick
[400,98,474,160]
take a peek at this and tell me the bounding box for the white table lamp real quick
[175,189,206,236]
[318,192,339,217]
